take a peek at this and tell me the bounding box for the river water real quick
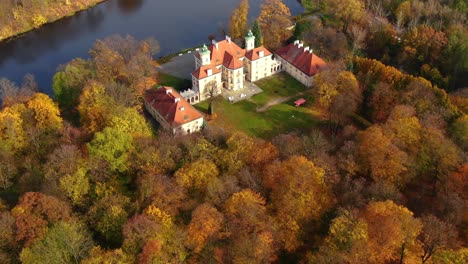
[0,0,303,95]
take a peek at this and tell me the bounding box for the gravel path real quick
[255,91,306,112]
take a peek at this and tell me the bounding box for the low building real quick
[275,40,327,87]
[144,86,204,135]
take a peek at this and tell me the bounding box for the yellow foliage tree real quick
[229,0,249,41]
[26,93,63,132]
[174,159,219,194]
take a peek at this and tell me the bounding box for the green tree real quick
[20,221,94,264]
[52,58,94,117]
[87,127,134,173]
[87,194,131,247]
[252,19,263,47]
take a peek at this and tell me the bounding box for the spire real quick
[247,30,253,38]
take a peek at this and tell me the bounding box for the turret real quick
[245,30,255,51]
[199,44,211,66]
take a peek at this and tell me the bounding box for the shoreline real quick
[0,0,107,43]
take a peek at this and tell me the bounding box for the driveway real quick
[157,52,195,80]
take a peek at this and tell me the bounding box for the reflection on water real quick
[117,0,144,13]
[0,0,303,94]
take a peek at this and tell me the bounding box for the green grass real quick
[195,95,320,139]
[158,72,191,91]
[252,72,308,106]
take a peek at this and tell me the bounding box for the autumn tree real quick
[124,205,187,263]
[136,173,186,217]
[0,75,37,107]
[217,132,255,172]
[12,192,72,247]
[229,0,249,41]
[174,158,219,197]
[87,194,131,247]
[312,209,369,263]
[0,210,16,263]
[258,0,292,50]
[383,105,423,155]
[419,214,458,263]
[89,35,159,87]
[417,127,462,195]
[362,200,423,264]
[223,189,278,263]
[186,203,224,253]
[265,156,333,251]
[324,0,365,30]
[314,70,362,138]
[358,125,410,187]
[43,144,90,206]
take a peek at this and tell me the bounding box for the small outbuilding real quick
[294,98,306,107]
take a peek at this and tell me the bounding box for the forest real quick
[0,0,105,41]
[0,0,467,263]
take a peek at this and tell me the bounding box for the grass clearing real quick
[196,97,320,138]
[158,72,191,91]
[252,72,308,106]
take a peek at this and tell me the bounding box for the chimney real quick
[304,46,310,52]
[174,97,180,103]
[207,69,213,76]
[309,49,314,54]
[294,40,299,45]
[298,42,304,48]
[226,35,231,43]
[212,39,218,49]
[166,89,172,94]
[259,50,264,57]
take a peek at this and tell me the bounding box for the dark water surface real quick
[0,0,303,95]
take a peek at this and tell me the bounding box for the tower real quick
[245,30,255,51]
[199,44,211,66]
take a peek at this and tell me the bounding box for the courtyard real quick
[195,73,321,138]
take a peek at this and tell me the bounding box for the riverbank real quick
[0,0,107,42]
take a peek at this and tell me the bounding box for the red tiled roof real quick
[245,46,272,61]
[144,86,203,127]
[196,39,245,69]
[223,52,244,69]
[192,65,221,79]
[275,42,327,76]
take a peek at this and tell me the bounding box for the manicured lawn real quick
[158,72,191,91]
[195,95,320,138]
[252,72,308,106]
